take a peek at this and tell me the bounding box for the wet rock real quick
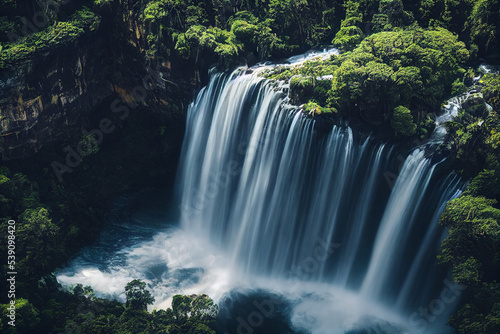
[462,93,488,117]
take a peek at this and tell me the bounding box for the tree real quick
[190,294,218,322]
[327,27,469,129]
[439,195,500,278]
[462,169,500,200]
[172,295,192,320]
[332,0,364,51]
[439,194,500,333]
[17,207,63,278]
[0,299,40,333]
[481,74,500,111]
[465,0,500,56]
[124,280,155,311]
[392,106,417,136]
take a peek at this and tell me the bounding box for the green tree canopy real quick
[391,105,417,136]
[125,279,155,311]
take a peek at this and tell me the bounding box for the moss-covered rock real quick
[481,73,500,111]
[0,7,100,67]
[301,101,336,118]
[462,93,488,117]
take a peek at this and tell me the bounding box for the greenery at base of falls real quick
[0,277,218,334]
[0,98,184,332]
[0,165,219,333]
[0,0,500,333]
[0,165,97,283]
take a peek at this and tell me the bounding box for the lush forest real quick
[1,0,500,333]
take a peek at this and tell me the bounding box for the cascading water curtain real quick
[177,66,462,326]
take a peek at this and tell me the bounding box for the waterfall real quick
[178,60,462,327]
[56,50,463,334]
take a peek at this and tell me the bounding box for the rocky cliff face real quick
[1,39,110,159]
[0,1,195,161]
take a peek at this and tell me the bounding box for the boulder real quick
[462,93,488,117]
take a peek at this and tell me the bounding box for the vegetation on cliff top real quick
[265,27,469,138]
[0,7,100,67]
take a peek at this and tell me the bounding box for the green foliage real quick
[462,93,488,118]
[450,297,500,334]
[228,13,287,59]
[333,25,364,51]
[0,7,100,67]
[0,2,499,334]
[172,7,293,66]
[332,0,364,51]
[445,117,489,175]
[452,256,482,284]
[0,170,67,280]
[465,0,500,56]
[264,55,338,106]
[94,0,113,7]
[444,76,500,176]
[289,76,316,104]
[379,0,414,27]
[302,100,337,117]
[400,0,499,58]
[327,27,468,130]
[0,277,217,334]
[175,25,239,65]
[125,279,155,311]
[439,195,500,279]
[143,0,210,29]
[266,56,338,82]
[265,25,468,136]
[66,288,216,334]
[462,169,500,199]
[481,74,500,111]
[1,298,40,333]
[143,0,344,60]
[391,106,417,136]
[190,294,218,320]
[142,0,212,56]
[18,207,62,276]
[133,0,498,68]
[0,163,106,286]
[171,294,217,333]
[439,190,500,333]
[172,294,192,319]
[451,78,468,96]
[71,7,101,32]
[263,0,343,50]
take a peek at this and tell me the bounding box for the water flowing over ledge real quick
[58,51,463,334]
[177,61,462,331]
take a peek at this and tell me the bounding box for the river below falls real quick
[56,190,456,334]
